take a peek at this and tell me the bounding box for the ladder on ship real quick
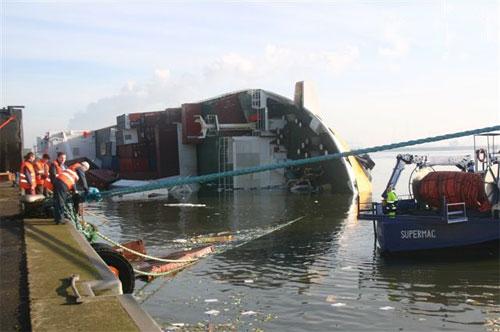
[218,136,233,191]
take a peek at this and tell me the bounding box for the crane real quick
[382,153,475,198]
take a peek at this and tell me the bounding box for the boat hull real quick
[375,217,500,254]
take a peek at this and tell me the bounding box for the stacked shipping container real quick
[116,108,182,180]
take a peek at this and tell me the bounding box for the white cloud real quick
[67,44,365,131]
[222,53,254,73]
[265,44,295,66]
[321,46,360,74]
[378,20,410,58]
[154,68,170,81]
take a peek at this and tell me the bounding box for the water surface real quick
[87,151,499,331]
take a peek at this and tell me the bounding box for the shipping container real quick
[155,124,179,177]
[119,158,149,173]
[201,93,247,124]
[95,125,117,169]
[181,103,202,144]
[197,136,219,175]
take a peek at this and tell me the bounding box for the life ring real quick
[476,148,487,163]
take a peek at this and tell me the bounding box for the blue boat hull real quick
[376,217,500,254]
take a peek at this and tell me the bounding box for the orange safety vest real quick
[68,162,82,171]
[34,160,46,185]
[43,163,53,190]
[52,160,63,175]
[44,177,53,191]
[19,161,36,190]
[56,167,80,191]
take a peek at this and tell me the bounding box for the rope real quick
[84,209,112,227]
[132,216,305,278]
[133,261,198,277]
[100,125,500,198]
[224,216,304,250]
[62,202,199,263]
[95,231,198,263]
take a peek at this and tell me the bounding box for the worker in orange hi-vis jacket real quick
[19,152,36,195]
[53,161,90,225]
[34,154,51,195]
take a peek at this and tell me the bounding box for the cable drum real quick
[414,171,492,212]
[410,166,434,202]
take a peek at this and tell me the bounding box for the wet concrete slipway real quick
[87,151,500,331]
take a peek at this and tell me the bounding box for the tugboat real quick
[358,133,500,255]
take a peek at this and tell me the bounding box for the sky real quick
[1,1,499,149]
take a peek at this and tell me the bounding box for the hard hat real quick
[80,161,90,171]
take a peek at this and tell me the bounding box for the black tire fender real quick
[91,242,113,251]
[94,248,135,294]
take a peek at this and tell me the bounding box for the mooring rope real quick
[95,231,198,263]
[61,202,199,263]
[97,216,305,269]
[133,261,198,277]
[100,125,500,198]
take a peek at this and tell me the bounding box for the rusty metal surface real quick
[0,107,23,173]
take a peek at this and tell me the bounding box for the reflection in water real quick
[206,194,355,293]
[87,153,499,331]
[360,255,499,323]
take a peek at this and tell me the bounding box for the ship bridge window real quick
[72,147,80,157]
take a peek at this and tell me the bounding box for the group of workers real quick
[19,151,90,224]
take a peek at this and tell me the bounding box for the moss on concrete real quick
[31,297,139,332]
[25,219,139,331]
[24,219,101,300]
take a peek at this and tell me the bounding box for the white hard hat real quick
[80,161,90,171]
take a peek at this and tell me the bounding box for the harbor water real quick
[87,151,499,331]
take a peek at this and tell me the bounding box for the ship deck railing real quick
[358,198,499,224]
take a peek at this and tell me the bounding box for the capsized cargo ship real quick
[358,132,500,254]
[109,81,373,197]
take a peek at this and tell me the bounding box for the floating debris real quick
[331,303,346,307]
[379,306,395,311]
[241,311,257,316]
[164,203,207,208]
[192,234,234,244]
[325,295,336,303]
[244,279,254,284]
[340,266,354,271]
[204,299,219,303]
[204,310,220,316]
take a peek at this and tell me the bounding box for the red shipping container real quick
[181,103,202,144]
[212,93,246,124]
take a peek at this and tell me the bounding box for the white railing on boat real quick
[445,202,468,223]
